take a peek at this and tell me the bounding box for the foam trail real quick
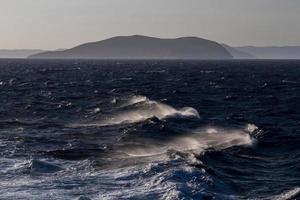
[72,96,199,127]
[173,127,254,150]
[124,127,255,157]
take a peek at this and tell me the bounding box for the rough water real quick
[0,59,299,200]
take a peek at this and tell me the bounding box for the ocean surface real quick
[0,59,299,200]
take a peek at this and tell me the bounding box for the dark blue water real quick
[0,59,299,200]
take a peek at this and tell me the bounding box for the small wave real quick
[71,95,199,127]
[0,158,29,174]
[0,158,62,174]
[29,159,62,173]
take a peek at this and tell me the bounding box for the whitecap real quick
[123,127,255,158]
[247,123,258,133]
[71,95,199,127]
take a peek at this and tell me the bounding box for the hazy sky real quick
[0,0,299,49]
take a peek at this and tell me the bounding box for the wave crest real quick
[273,187,300,200]
[124,127,255,157]
[72,95,199,127]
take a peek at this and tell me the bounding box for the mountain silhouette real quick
[222,44,255,59]
[28,35,233,59]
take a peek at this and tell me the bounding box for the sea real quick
[0,59,299,200]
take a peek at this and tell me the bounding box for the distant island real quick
[28,35,233,59]
[222,44,255,59]
[1,36,300,60]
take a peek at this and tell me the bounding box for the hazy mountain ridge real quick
[236,46,300,59]
[0,49,45,58]
[222,44,256,59]
[28,35,233,59]
[2,37,300,59]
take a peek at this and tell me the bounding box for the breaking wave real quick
[71,95,199,127]
[123,126,255,158]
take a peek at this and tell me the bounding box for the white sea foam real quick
[120,95,148,107]
[0,129,255,200]
[273,187,300,200]
[124,127,255,157]
[72,95,199,127]
[172,127,254,150]
[247,123,259,133]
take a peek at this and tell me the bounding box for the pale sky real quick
[0,0,299,49]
